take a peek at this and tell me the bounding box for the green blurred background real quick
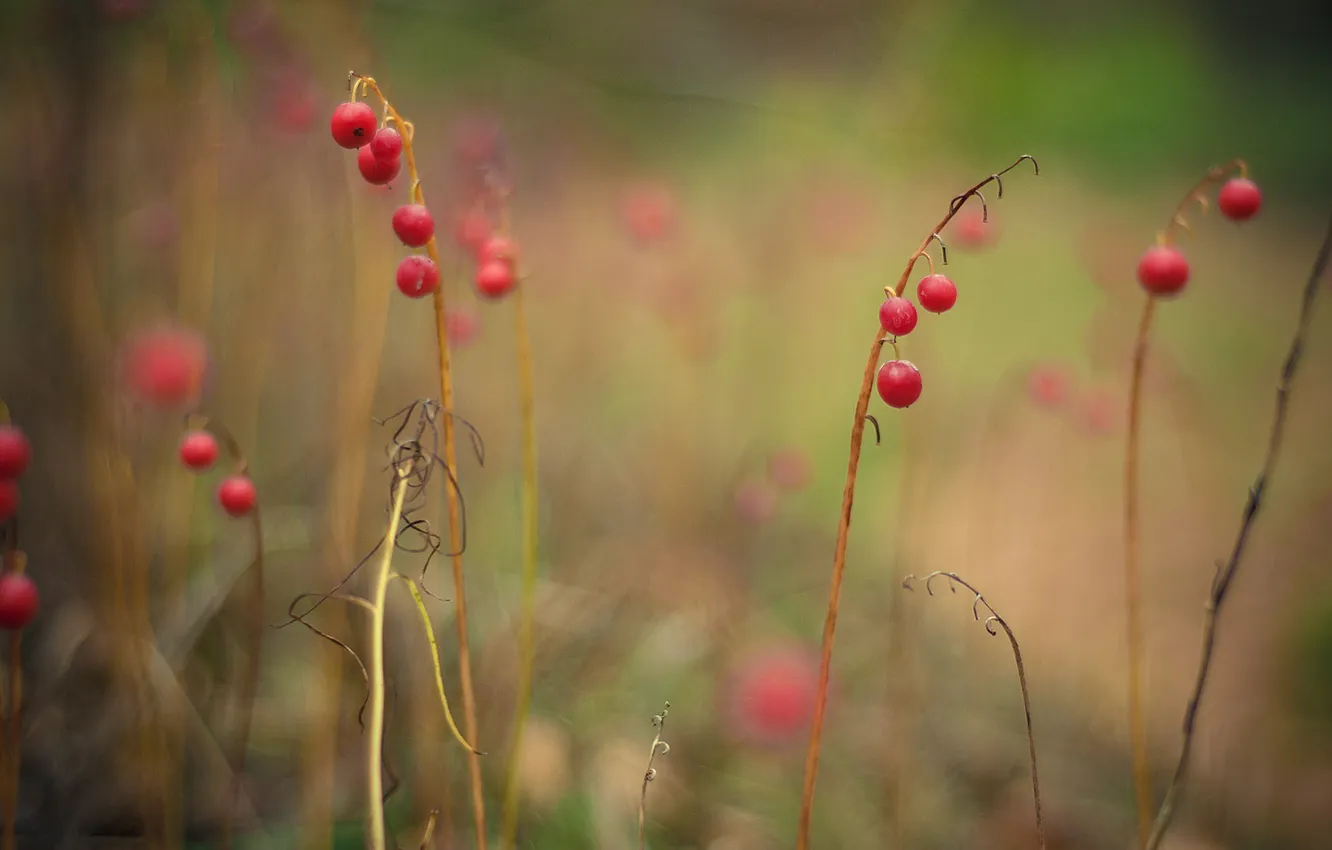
[1,0,1331,848]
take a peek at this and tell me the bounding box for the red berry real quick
[217,475,257,517]
[475,259,517,299]
[369,127,403,161]
[1136,245,1190,296]
[392,204,435,247]
[330,101,377,149]
[1079,388,1118,435]
[121,325,208,408]
[916,274,957,314]
[0,427,31,479]
[454,209,491,255]
[478,235,518,266]
[621,182,679,244]
[396,255,440,298]
[1026,365,1070,408]
[1217,178,1262,222]
[876,360,922,409]
[953,209,996,251]
[726,646,819,745]
[272,72,317,135]
[446,306,481,347]
[733,480,778,525]
[766,448,810,492]
[357,144,401,185]
[0,481,17,522]
[0,574,38,630]
[179,430,220,472]
[878,296,918,337]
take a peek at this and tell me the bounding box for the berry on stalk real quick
[1136,245,1190,296]
[392,204,435,247]
[0,574,38,630]
[478,235,518,267]
[0,426,31,479]
[878,297,918,337]
[876,360,922,409]
[179,431,220,472]
[121,325,208,408]
[1217,178,1262,222]
[369,127,403,161]
[357,145,400,185]
[475,259,517,299]
[217,475,257,517]
[396,255,440,298]
[917,274,957,314]
[330,101,377,149]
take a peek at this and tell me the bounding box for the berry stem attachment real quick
[350,73,487,847]
[1144,211,1332,850]
[1122,158,1246,849]
[796,155,1038,850]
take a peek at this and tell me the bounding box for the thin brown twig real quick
[796,155,1038,850]
[903,572,1044,850]
[1122,159,1247,848]
[638,702,671,850]
[1144,210,1332,850]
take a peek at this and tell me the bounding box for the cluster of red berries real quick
[0,424,37,630]
[1135,176,1262,296]
[874,272,959,409]
[331,99,524,305]
[178,430,257,518]
[330,100,441,298]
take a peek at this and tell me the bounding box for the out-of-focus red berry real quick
[1026,364,1071,408]
[0,574,38,630]
[952,209,996,251]
[121,325,208,409]
[475,259,517,299]
[725,645,820,745]
[0,427,32,479]
[446,306,481,348]
[733,480,777,524]
[766,448,811,492]
[620,182,679,245]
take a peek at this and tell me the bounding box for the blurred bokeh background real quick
[1,0,1331,848]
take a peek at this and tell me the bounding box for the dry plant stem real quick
[638,703,671,850]
[354,73,487,846]
[393,574,484,755]
[1122,159,1247,849]
[367,462,415,850]
[500,219,541,850]
[903,572,1044,850]
[1144,210,1332,850]
[0,547,23,850]
[796,155,1038,850]
[221,510,265,850]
